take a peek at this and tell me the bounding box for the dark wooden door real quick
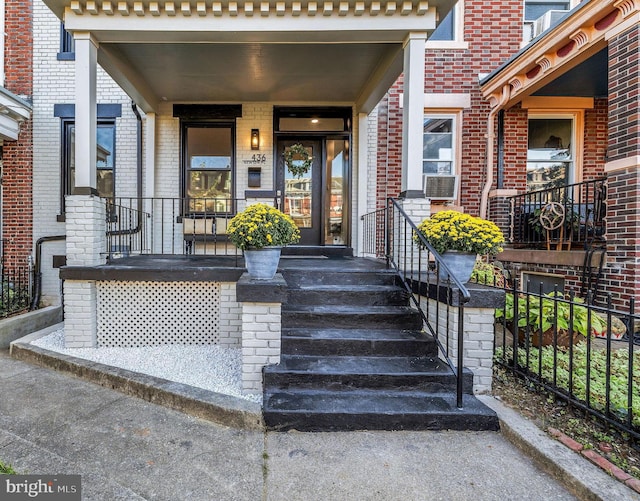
[276,138,323,245]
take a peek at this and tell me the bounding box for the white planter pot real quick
[243,247,282,280]
[438,251,477,284]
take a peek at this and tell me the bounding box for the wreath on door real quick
[284,143,312,178]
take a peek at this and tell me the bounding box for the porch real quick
[59,199,504,431]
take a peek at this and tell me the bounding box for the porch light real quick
[251,129,260,150]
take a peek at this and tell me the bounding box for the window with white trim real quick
[427,2,465,47]
[423,116,456,176]
[526,115,574,192]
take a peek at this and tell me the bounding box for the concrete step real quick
[281,269,398,287]
[263,354,472,393]
[286,284,410,306]
[281,328,436,357]
[282,305,423,330]
[263,389,500,432]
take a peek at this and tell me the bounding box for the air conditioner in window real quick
[533,10,569,38]
[423,175,459,201]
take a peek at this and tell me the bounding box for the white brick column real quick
[241,302,281,394]
[63,195,106,347]
[426,298,495,394]
[394,198,431,271]
[401,31,427,196]
[219,282,242,347]
[74,32,98,191]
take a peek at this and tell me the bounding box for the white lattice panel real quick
[97,281,220,347]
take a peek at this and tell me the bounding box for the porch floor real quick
[61,254,388,282]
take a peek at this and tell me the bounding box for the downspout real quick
[107,102,144,242]
[479,86,510,219]
[30,235,66,311]
[131,101,143,202]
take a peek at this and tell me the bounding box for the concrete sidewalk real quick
[0,350,635,501]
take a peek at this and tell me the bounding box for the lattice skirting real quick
[96,281,221,347]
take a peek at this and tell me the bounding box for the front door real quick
[276,138,323,245]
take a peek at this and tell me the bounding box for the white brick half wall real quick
[241,302,281,394]
[423,297,495,394]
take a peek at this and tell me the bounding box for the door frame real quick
[273,107,352,247]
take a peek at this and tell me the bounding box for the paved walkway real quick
[0,350,629,500]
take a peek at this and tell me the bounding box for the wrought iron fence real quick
[509,177,606,249]
[105,197,244,259]
[491,276,640,440]
[0,265,32,318]
[367,198,471,408]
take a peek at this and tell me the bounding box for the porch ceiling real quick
[102,42,401,104]
[45,0,457,113]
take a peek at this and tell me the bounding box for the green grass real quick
[496,342,640,427]
[0,460,16,475]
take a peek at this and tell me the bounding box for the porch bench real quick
[181,215,230,254]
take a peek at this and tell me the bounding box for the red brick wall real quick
[376,90,403,208]
[583,98,608,180]
[597,26,640,309]
[502,105,528,191]
[2,0,33,270]
[602,167,640,308]
[376,1,524,215]
[608,24,640,163]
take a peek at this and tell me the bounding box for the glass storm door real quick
[276,139,323,245]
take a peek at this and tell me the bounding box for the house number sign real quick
[243,154,267,165]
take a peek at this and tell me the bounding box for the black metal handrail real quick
[508,177,606,249]
[384,198,471,408]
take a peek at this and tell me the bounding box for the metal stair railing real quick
[384,198,471,408]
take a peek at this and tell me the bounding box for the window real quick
[523,1,571,42]
[183,123,234,213]
[430,8,455,41]
[524,1,570,22]
[427,2,465,47]
[423,116,455,175]
[63,120,116,200]
[58,23,75,60]
[526,116,573,192]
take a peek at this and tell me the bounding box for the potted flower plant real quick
[414,210,505,283]
[227,203,300,279]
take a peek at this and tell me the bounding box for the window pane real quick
[528,118,572,159]
[525,2,570,21]
[185,125,233,211]
[325,140,346,245]
[527,117,573,191]
[97,169,114,198]
[423,118,453,174]
[188,171,231,199]
[278,117,345,132]
[430,8,455,41]
[187,127,231,158]
[97,125,115,168]
[526,162,568,191]
[423,161,453,175]
[284,145,313,228]
[65,123,115,198]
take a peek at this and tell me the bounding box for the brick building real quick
[375,0,638,309]
[1,0,34,271]
[26,0,640,347]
